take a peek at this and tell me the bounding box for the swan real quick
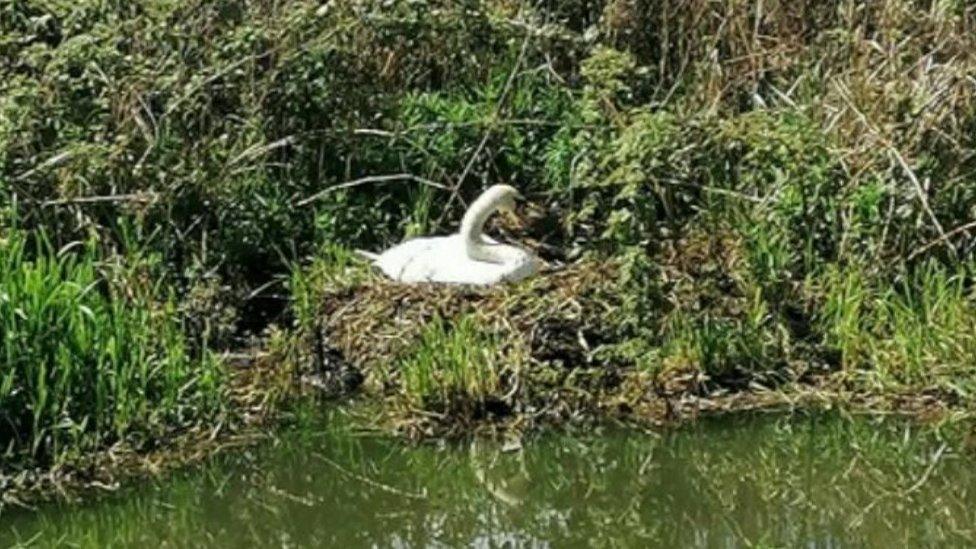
[365,185,541,285]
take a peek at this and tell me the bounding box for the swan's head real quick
[482,184,522,214]
[460,184,525,243]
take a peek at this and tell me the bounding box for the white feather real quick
[369,185,542,285]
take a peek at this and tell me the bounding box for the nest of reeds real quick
[286,237,975,438]
[291,260,661,436]
[288,216,826,437]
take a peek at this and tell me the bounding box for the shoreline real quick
[4,257,976,506]
[3,368,971,509]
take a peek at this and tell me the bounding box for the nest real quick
[324,264,612,367]
[292,236,954,437]
[295,261,650,436]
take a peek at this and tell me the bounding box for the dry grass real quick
[286,261,639,436]
[602,0,976,253]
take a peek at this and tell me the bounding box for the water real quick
[2,412,974,548]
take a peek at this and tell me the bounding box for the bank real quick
[3,0,976,506]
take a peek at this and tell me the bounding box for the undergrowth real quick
[0,229,224,469]
[2,0,975,473]
[400,315,504,412]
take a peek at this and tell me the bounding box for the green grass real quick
[288,244,370,335]
[400,315,503,411]
[0,230,223,467]
[2,0,976,476]
[820,261,976,392]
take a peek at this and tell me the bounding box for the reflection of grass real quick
[3,414,973,548]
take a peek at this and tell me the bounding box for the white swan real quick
[367,185,541,285]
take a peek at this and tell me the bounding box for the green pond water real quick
[2,412,974,548]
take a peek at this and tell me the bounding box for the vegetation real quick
[399,315,504,411]
[0,229,222,469]
[1,0,975,486]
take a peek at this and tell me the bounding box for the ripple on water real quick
[1,412,974,548]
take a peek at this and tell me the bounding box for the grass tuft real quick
[400,315,503,412]
[0,231,223,467]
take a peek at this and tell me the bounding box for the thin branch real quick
[436,33,532,226]
[296,174,448,207]
[889,147,955,258]
[352,128,397,138]
[661,178,764,203]
[357,119,582,134]
[12,151,75,182]
[228,136,296,167]
[907,220,976,260]
[40,193,158,207]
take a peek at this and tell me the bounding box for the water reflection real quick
[1,413,973,547]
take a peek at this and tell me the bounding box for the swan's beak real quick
[503,202,530,226]
[499,208,524,226]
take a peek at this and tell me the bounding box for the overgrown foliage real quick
[2,0,976,469]
[0,230,223,468]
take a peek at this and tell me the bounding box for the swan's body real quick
[370,185,541,285]
[373,234,538,285]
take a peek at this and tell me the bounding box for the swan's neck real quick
[459,193,506,263]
